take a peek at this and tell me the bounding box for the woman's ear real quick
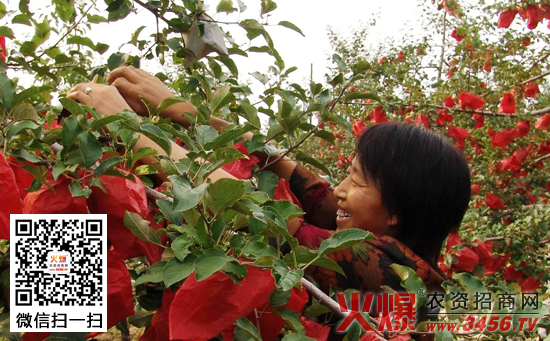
[387,214,399,227]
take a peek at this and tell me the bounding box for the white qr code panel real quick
[10,214,107,333]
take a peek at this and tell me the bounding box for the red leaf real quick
[503,263,524,281]
[397,51,405,62]
[471,184,480,195]
[0,36,5,62]
[8,157,35,200]
[450,28,465,42]
[371,106,387,123]
[535,114,550,130]
[301,317,331,341]
[525,4,543,29]
[524,81,540,98]
[491,128,519,148]
[414,114,430,129]
[444,96,456,107]
[447,126,471,148]
[169,266,275,341]
[519,276,542,292]
[473,114,485,129]
[455,247,480,272]
[23,174,87,215]
[0,153,23,240]
[485,193,505,209]
[352,119,367,137]
[22,333,50,341]
[458,92,486,110]
[88,173,164,263]
[140,289,178,341]
[498,92,516,114]
[498,9,518,28]
[273,178,301,207]
[516,120,530,137]
[107,249,135,329]
[221,142,260,180]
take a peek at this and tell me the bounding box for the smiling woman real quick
[68,66,471,327]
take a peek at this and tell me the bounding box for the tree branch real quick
[529,50,550,71]
[133,0,171,25]
[519,70,550,86]
[436,12,447,83]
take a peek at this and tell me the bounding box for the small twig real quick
[529,51,550,71]
[436,12,447,83]
[520,70,550,86]
[133,0,171,25]
[34,2,96,62]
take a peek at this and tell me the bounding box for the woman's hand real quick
[107,66,175,117]
[67,83,132,116]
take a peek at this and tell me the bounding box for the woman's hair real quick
[356,122,471,266]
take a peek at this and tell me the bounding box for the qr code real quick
[10,214,107,333]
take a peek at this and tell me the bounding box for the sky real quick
[83,0,425,87]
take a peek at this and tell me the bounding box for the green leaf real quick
[156,199,183,226]
[59,97,85,117]
[0,73,15,110]
[271,259,303,291]
[157,96,189,114]
[206,178,246,215]
[269,288,291,307]
[163,256,196,287]
[210,84,235,115]
[258,171,278,198]
[195,125,218,146]
[90,114,124,130]
[216,0,237,13]
[93,157,124,175]
[6,120,40,142]
[13,14,31,25]
[239,19,264,40]
[278,21,304,36]
[234,317,262,341]
[132,147,158,167]
[11,149,40,163]
[128,310,155,329]
[77,131,102,167]
[194,248,230,281]
[140,123,172,155]
[344,92,381,102]
[0,26,13,39]
[318,89,332,107]
[250,71,268,85]
[169,175,208,212]
[11,103,39,122]
[19,40,37,56]
[294,151,331,177]
[332,54,347,72]
[435,331,454,341]
[453,272,488,307]
[11,85,53,108]
[124,211,163,246]
[67,35,95,50]
[260,0,277,15]
[134,164,158,175]
[204,123,255,150]
[135,261,166,285]
[68,180,92,198]
[390,264,426,308]
[107,52,130,70]
[283,246,344,275]
[313,130,335,144]
[272,307,305,334]
[351,60,371,74]
[318,229,372,256]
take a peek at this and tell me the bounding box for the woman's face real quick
[333,157,397,235]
